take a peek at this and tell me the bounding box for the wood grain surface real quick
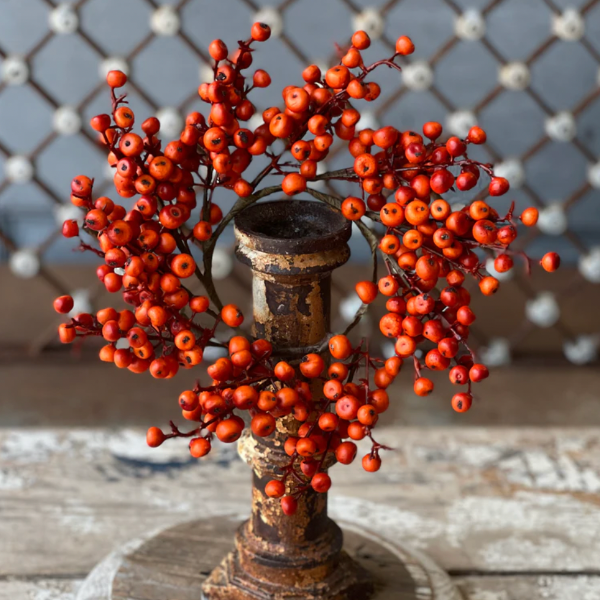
[105,517,460,600]
[2,426,600,599]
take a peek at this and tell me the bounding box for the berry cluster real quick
[55,23,559,514]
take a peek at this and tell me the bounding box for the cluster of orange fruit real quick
[55,22,559,513]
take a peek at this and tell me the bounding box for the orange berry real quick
[352,30,371,50]
[541,252,560,272]
[265,479,285,498]
[328,335,352,360]
[395,36,415,55]
[221,304,244,327]
[362,454,382,472]
[190,437,211,458]
[414,377,434,397]
[311,473,332,493]
[146,427,165,448]
[355,280,378,304]
[53,295,74,314]
[251,22,271,42]
[521,207,539,226]
[282,173,306,196]
[106,70,127,88]
[341,197,366,221]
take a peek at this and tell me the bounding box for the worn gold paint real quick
[202,205,373,599]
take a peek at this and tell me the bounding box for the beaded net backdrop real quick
[0,0,599,365]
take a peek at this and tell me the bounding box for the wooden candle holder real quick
[77,202,462,600]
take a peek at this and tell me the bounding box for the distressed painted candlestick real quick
[202,200,373,599]
[75,202,463,600]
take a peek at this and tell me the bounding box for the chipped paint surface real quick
[202,200,371,598]
[0,578,82,600]
[2,427,600,598]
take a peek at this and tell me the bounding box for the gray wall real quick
[0,0,599,264]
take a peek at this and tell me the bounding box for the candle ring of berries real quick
[55,23,560,517]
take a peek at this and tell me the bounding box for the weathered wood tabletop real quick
[2,426,600,600]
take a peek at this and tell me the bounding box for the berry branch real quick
[54,23,560,516]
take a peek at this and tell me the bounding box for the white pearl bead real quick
[499,62,530,91]
[381,341,396,359]
[356,111,379,132]
[455,9,486,41]
[54,203,83,226]
[49,3,79,35]
[563,335,597,365]
[247,113,264,132]
[479,337,511,367]
[446,110,477,138]
[545,111,577,142]
[353,9,384,40]
[552,9,585,42]
[150,6,180,37]
[402,61,433,91]
[9,250,40,279]
[340,293,363,323]
[211,247,233,280]
[578,246,600,283]
[203,346,229,362]
[197,165,209,180]
[587,161,600,189]
[493,158,525,189]
[53,106,82,136]
[155,107,183,140]
[5,156,34,183]
[103,162,116,181]
[253,7,283,38]
[537,203,568,236]
[98,57,129,80]
[1,56,29,86]
[311,161,328,191]
[69,289,92,317]
[199,64,214,84]
[115,338,129,350]
[525,292,560,328]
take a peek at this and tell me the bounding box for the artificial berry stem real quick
[56,22,559,514]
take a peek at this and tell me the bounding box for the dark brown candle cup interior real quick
[234,200,351,255]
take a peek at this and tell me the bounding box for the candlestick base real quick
[202,522,373,599]
[77,514,463,600]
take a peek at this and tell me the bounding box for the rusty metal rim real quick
[234,200,351,256]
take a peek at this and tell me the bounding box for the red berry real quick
[106,70,127,88]
[451,393,472,413]
[541,252,560,272]
[521,207,539,226]
[469,364,489,382]
[489,177,510,196]
[251,22,271,42]
[414,377,434,396]
[467,126,486,144]
[430,169,454,194]
[362,454,382,472]
[449,365,469,385]
[146,427,165,448]
[395,35,415,55]
[189,437,211,458]
[53,295,74,314]
[280,496,298,515]
[423,121,442,140]
[265,480,285,498]
[311,473,332,493]
[446,137,466,157]
[336,441,357,465]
